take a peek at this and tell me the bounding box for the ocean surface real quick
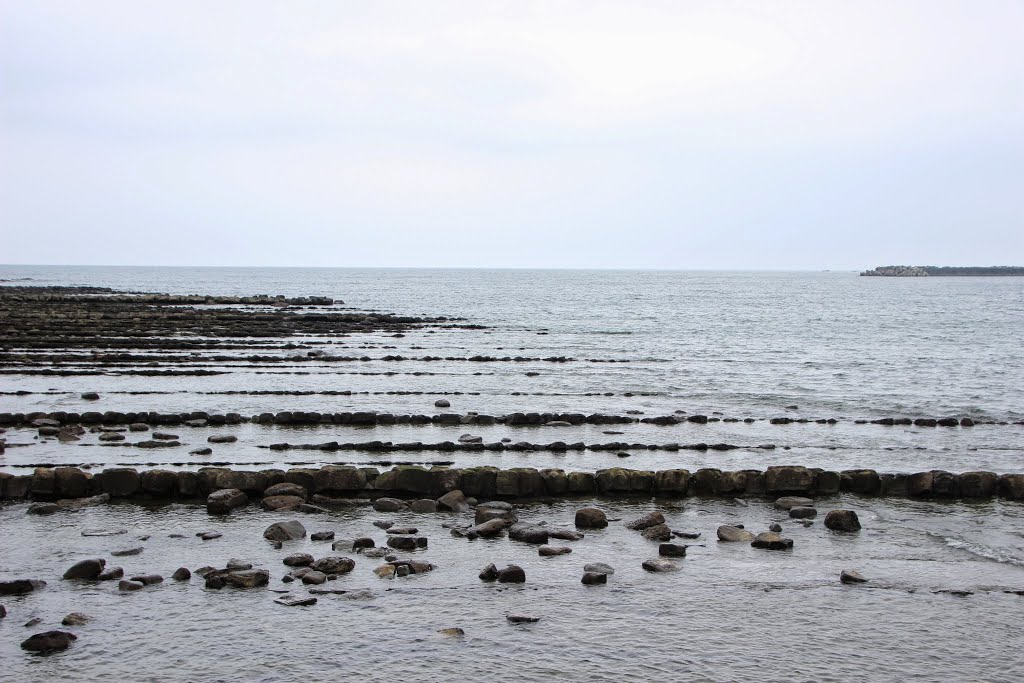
[1,265,1023,681]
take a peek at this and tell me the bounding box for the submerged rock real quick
[641,559,680,573]
[773,496,814,510]
[97,567,124,581]
[581,572,608,585]
[841,570,868,584]
[716,526,755,542]
[789,506,817,519]
[119,580,144,592]
[0,579,46,596]
[538,545,572,556]
[641,524,672,542]
[506,614,540,623]
[61,612,90,626]
[275,594,317,607]
[625,511,666,531]
[583,562,615,575]
[497,565,526,583]
[171,567,191,581]
[659,543,687,557]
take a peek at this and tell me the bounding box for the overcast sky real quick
[1,1,1022,269]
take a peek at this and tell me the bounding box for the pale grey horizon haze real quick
[1,1,1022,269]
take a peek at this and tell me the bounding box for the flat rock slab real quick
[275,594,317,607]
[774,496,815,510]
[111,547,144,557]
[506,614,541,623]
[717,526,755,542]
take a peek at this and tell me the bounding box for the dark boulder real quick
[263,520,307,541]
[751,532,794,550]
[207,488,248,514]
[63,558,106,580]
[21,631,77,653]
[824,510,861,532]
[625,511,665,531]
[581,572,607,585]
[497,565,526,583]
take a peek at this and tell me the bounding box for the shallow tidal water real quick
[2,266,1023,681]
[2,495,1024,682]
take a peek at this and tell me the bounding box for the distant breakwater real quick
[860,265,1024,277]
[5,464,1024,508]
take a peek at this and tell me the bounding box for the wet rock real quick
[625,511,666,531]
[765,466,814,494]
[841,570,867,584]
[27,503,60,515]
[97,567,124,581]
[275,594,317,607]
[374,564,396,578]
[479,563,499,581]
[475,505,517,525]
[190,447,213,456]
[152,432,179,441]
[497,565,526,583]
[262,495,305,511]
[310,557,355,574]
[547,528,584,541]
[581,572,608,585]
[574,507,608,529]
[81,392,100,401]
[641,524,672,542]
[130,574,163,585]
[111,547,144,557]
[769,523,783,532]
[0,581,45,593]
[386,526,419,535]
[438,627,464,636]
[583,562,615,575]
[263,520,307,541]
[751,532,794,550]
[352,537,375,550]
[824,510,861,532]
[61,612,90,626]
[659,543,687,557]
[509,524,549,544]
[958,471,998,498]
[386,536,427,551]
[789,506,817,519]
[207,488,248,514]
[301,570,327,585]
[372,497,407,512]
[208,435,237,444]
[411,499,438,513]
[310,531,335,542]
[223,569,270,588]
[264,482,308,499]
[434,399,450,408]
[773,496,814,510]
[21,631,77,652]
[641,559,680,573]
[0,605,5,618]
[119,580,144,591]
[198,531,222,540]
[539,545,572,556]
[24,617,42,627]
[129,423,150,432]
[469,518,509,537]
[437,489,469,512]
[63,558,106,580]
[673,531,701,540]
[172,567,191,581]
[717,526,755,542]
[506,614,540,623]
[283,553,314,567]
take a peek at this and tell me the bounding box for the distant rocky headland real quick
[860,265,1024,277]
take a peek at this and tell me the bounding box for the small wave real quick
[942,537,1024,568]
[588,330,633,335]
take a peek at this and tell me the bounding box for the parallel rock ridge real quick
[2,465,1022,503]
[4,409,1020,428]
[861,265,1024,277]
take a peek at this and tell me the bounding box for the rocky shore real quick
[861,265,1024,276]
